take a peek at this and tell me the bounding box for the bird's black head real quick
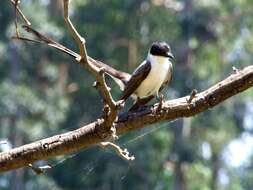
[150,42,174,60]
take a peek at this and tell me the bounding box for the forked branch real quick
[62,0,121,134]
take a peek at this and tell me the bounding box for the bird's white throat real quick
[147,53,170,65]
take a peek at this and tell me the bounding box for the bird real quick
[118,41,175,110]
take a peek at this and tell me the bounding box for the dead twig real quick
[100,142,135,161]
[10,0,31,26]
[12,25,130,84]
[63,0,122,136]
[14,0,20,37]
[187,89,197,103]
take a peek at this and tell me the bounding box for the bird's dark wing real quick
[159,64,173,92]
[120,60,151,100]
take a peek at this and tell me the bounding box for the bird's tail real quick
[88,58,131,91]
[106,74,126,91]
[128,95,154,111]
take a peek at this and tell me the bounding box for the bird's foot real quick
[116,100,125,110]
[156,94,164,112]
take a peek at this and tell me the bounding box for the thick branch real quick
[0,65,253,172]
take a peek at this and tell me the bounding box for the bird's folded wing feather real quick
[129,95,154,111]
[120,60,151,100]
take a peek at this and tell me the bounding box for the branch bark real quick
[0,65,253,172]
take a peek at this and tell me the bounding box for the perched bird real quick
[58,37,174,110]
[119,41,175,110]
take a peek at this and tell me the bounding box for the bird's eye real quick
[164,45,170,51]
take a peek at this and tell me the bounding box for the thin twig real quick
[63,0,87,62]
[187,89,197,103]
[14,0,20,37]
[10,0,31,26]
[63,0,121,133]
[13,25,130,82]
[100,142,135,161]
[20,25,80,59]
[12,36,42,43]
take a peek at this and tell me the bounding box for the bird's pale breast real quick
[135,56,172,98]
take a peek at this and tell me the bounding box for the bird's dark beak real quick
[166,52,175,60]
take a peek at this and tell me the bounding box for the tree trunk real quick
[172,119,188,190]
[210,153,219,190]
[9,43,24,190]
[48,0,62,18]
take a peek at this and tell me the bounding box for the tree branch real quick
[10,0,31,26]
[0,65,253,172]
[13,25,131,81]
[3,0,253,173]
[62,0,124,137]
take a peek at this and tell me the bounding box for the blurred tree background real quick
[0,0,253,189]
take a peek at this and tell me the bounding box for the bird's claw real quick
[116,100,125,110]
[156,94,164,112]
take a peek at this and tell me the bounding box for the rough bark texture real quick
[0,65,253,172]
